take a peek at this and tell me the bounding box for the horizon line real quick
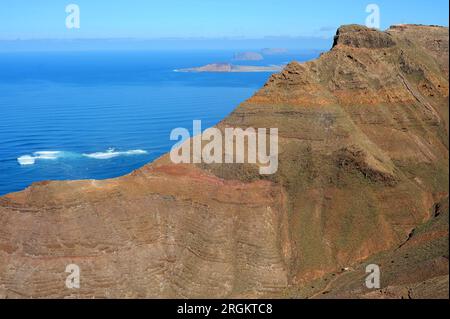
[0,35,335,41]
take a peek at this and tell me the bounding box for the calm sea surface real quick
[0,50,318,195]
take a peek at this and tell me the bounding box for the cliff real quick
[0,25,448,299]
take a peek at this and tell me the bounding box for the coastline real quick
[0,24,448,299]
[174,63,285,73]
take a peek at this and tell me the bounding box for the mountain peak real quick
[332,24,396,49]
[0,22,448,299]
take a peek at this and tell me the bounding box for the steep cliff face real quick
[0,25,448,298]
[208,24,449,290]
[306,197,449,299]
[0,166,290,298]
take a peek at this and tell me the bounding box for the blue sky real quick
[0,0,448,40]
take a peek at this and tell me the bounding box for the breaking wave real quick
[82,148,148,159]
[17,148,148,165]
[18,151,63,165]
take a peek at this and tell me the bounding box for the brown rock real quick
[0,24,448,299]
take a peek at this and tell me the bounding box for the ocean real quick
[0,50,319,195]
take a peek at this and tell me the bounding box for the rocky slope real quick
[305,197,449,299]
[0,24,448,299]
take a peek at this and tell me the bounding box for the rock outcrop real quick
[0,25,448,299]
[333,25,396,49]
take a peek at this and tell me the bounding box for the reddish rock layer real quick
[0,25,448,298]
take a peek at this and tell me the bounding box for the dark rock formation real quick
[333,25,396,49]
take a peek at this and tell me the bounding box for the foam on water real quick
[33,151,62,159]
[82,148,148,159]
[17,149,148,165]
[18,151,63,165]
[17,155,37,165]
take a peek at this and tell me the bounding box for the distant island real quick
[175,63,284,73]
[261,48,289,55]
[0,24,448,300]
[174,48,291,73]
[233,51,264,61]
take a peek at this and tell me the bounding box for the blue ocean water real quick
[0,50,318,195]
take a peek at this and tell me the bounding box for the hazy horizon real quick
[0,36,334,52]
[1,0,448,40]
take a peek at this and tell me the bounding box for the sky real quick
[0,0,448,40]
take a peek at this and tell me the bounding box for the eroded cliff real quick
[0,25,448,298]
